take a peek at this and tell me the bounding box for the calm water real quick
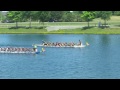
[0,34,120,79]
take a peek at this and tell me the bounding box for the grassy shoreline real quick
[0,28,120,34]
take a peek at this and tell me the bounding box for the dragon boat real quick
[36,44,86,48]
[0,47,40,54]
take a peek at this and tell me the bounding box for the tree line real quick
[1,11,120,28]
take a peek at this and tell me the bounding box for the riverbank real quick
[0,28,120,34]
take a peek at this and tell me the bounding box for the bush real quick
[8,26,47,29]
[32,26,47,29]
[82,26,95,30]
[9,27,18,29]
[2,20,14,23]
[99,24,110,29]
[9,26,26,29]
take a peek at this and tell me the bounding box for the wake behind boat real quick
[36,40,86,48]
[36,44,85,48]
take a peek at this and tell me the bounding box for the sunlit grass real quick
[0,27,119,34]
[0,28,47,34]
[48,27,120,34]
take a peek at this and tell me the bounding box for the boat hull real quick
[0,51,39,54]
[36,44,86,48]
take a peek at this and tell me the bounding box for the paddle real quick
[86,42,90,46]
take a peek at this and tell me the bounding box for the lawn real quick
[0,27,120,34]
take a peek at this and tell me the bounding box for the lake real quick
[0,34,120,79]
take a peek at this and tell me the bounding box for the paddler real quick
[41,48,45,52]
[79,40,82,46]
[86,42,89,46]
[33,44,38,52]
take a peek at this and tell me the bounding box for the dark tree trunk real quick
[104,19,106,28]
[88,21,89,27]
[42,22,44,28]
[29,17,31,28]
[16,21,18,28]
[105,20,106,27]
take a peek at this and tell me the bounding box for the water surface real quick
[0,34,120,79]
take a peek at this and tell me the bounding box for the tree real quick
[6,11,22,28]
[0,11,7,22]
[61,11,75,22]
[94,11,101,18]
[21,11,36,28]
[81,11,95,27]
[99,11,112,27]
[114,11,120,16]
[36,11,51,26]
[73,11,83,22]
[50,11,64,22]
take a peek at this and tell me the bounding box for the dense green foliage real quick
[0,11,119,29]
[21,11,35,27]
[0,11,6,22]
[36,11,51,26]
[3,11,115,23]
[6,11,22,28]
[81,11,95,27]
[98,11,112,26]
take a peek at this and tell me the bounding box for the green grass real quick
[0,28,47,34]
[48,27,120,34]
[0,27,120,34]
